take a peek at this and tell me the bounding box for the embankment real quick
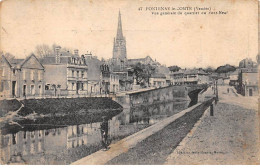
[0,97,123,134]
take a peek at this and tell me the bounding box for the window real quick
[45,84,50,90]
[2,68,5,77]
[31,85,35,95]
[81,83,84,90]
[13,69,16,75]
[0,81,4,92]
[72,83,75,90]
[81,71,84,78]
[77,71,79,78]
[72,70,74,77]
[30,70,34,80]
[38,71,41,80]
[23,69,26,80]
[31,131,35,139]
[24,132,27,139]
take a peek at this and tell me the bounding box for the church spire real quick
[116,10,123,40]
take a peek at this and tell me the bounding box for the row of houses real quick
[169,69,210,85]
[0,48,120,98]
[214,58,258,97]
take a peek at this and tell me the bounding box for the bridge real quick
[112,84,208,108]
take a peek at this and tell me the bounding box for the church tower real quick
[112,11,127,69]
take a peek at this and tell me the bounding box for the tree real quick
[35,44,52,58]
[3,52,15,60]
[215,64,236,74]
[168,65,181,72]
[204,66,215,73]
[132,63,155,87]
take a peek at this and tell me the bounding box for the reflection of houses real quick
[67,123,101,149]
[170,69,209,85]
[41,47,88,96]
[0,128,68,164]
[67,121,120,149]
[0,54,45,98]
[130,101,188,124]
[1,130,45,164]
[237,68,258,96]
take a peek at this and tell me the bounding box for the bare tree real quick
[35,44,52,58]
[0,51,15,60]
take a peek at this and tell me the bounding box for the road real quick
[165,85,260,164]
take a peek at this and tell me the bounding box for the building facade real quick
[41,47,88,96]
[149,73,167,88]
[0,54,45,98]
[170,69,209,85]
[237,68,258,97]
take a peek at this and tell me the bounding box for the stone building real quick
[237,68,258,96]
[0,54,45,98]
[41,47,88,96]
[149,73,167,88]
[170,69,209,85]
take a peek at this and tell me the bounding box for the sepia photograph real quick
[0,0,259,165]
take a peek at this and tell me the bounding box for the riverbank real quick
[0,97,123,134]
[106,100,212,164]
[72,98,213,165]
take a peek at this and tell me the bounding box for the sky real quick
[0,0,258,68]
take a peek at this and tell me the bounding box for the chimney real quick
[55,46,61,63]
[74,49,79,56]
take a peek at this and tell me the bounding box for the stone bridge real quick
[113,84,208,108]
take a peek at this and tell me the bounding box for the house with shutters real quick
[40,47,88,96]
[0,54,45,98]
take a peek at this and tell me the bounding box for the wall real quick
[44,64,67,90]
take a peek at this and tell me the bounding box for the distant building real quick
[110,11,133,91]
[100,64,120,94]
[149,73,167,88]
[239,58,257,69]
[229,69,239,86]
[112,11,127,70]
[170,69,209,85]
[0,54,45,98]
[85,54,102,95]
[237,68,258,96]
[128,56,160,66]
[41,47,88,96]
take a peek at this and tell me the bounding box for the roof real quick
[240,68,258,73]
[1,55,12,68]
[184,69,208,75]
[230,69,239,75]
[151,73,166,78]
[9,59,24,66]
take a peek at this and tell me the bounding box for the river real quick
[0,99,190,164]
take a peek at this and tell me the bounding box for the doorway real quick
[23,85,26,97]
[39,85,42,96]
[76,82,80,94]
[12,81,16,97]
[249,88,253,96]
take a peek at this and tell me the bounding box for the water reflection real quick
[0,100,189,164]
